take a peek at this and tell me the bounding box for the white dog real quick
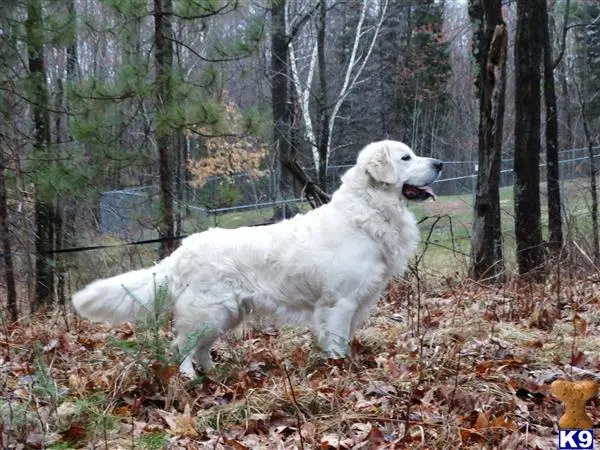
[72,140,442,376]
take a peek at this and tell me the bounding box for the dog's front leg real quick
[314,298,357,358]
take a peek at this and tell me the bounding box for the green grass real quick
[186,203,312,230]
[137,432,169,450]
[410,179,599,274]
[205,206,276,228]
[48,443,74,450]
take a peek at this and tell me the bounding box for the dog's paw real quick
[325,342,350,359]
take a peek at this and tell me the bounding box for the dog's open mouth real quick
[402,184,437,201]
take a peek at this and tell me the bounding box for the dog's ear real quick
[366,146,397,184]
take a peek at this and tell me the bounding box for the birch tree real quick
[288,0,388,189]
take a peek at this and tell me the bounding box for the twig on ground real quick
[283,361,305,450]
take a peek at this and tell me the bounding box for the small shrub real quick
[216,180,242,208]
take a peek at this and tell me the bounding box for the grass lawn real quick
[181,179,597,277]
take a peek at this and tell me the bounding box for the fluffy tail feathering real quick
[72,267,169,324]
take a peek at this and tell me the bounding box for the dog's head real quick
[357,140,443,201]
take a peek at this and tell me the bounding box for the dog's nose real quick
[432,159,443,172]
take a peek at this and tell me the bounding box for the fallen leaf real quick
[157,404,199,438]
[61,424,87,443]
[366,426,386,445]
[225,438,250,450]
[321,434,353,449]
[112,405,131,417]
[571,350,586,367]
[459,410,489,443]
[573,314,587,335]
[491,415,517,431]
[473,411,489,430]
[476,360,494,376]
[365,381,397,397]
[151,361,179,386]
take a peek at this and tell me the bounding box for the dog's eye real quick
[401,155,411,161]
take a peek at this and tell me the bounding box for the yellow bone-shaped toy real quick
[551,379,598,429]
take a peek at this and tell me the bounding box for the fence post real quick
[472,163,478,206]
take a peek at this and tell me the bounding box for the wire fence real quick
[99,146,600,238]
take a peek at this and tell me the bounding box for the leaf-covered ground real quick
[2,275,600,449]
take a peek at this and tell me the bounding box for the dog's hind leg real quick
[175,300,241,376]
[175,327,217,377]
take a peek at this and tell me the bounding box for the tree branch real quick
[165,35,255,63]
[158,1,237,20]
[285,1,321,46]
[553,0,570,69]
[327,0,388,150]
[280,157,330,206]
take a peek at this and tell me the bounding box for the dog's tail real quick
[72,265,171,324]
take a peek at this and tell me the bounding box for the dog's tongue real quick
[421,185,437,201]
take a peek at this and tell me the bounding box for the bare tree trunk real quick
[53,77,70,306]
[0,154,17,322]
[589,141,599,263]
[271,0,298,219]
[316,0,330,192]
[173,18,185,237]
[581,97,599,262]
[27,0,55,310]
[514,0,546,278]
[175,130,186,236]
[558,60,573,149]
[154,0,176,257]
[290,41,319,170]
[56,0,79,305]
[469,0,506,282]
[541,0,563,252]
[66,0,79,85]
[54,198,66,305]
[175,131,182,237]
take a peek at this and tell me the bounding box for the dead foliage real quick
[187,103,266,187]
[1,274,599,449]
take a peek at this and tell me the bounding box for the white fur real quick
[72,140,442,376]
